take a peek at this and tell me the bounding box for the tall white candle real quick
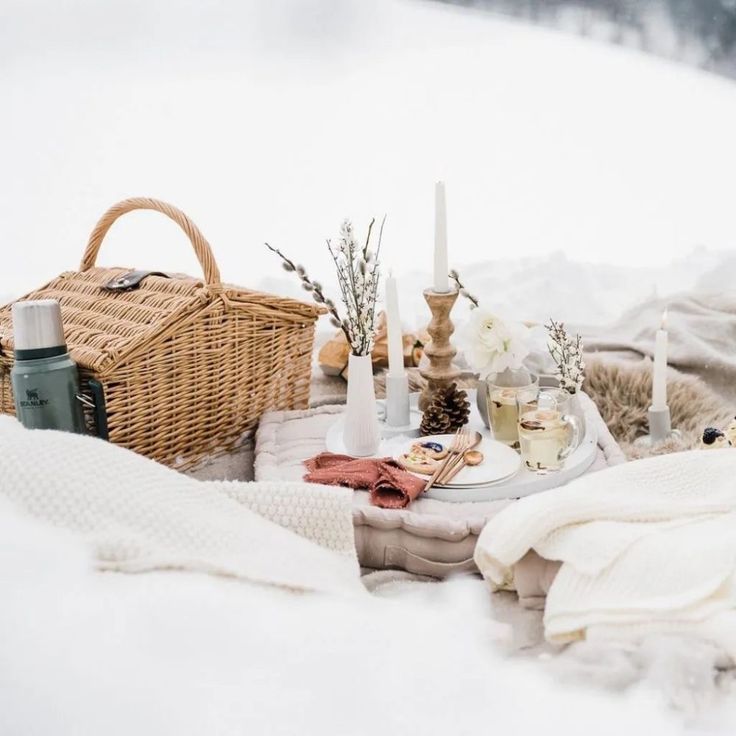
[433,181,450,292]
[385,272,404,377]
[652,309,668,411]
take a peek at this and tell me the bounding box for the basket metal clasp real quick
[102,270,169,291]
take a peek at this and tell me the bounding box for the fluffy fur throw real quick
[584,358,733,459]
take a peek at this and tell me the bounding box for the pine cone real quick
[432,383,470,431]
[420,405,452,436]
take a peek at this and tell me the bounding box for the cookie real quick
[397,453,439,475]
[725,417,736,447]
[396,442,447,475]
[412,441,448,460]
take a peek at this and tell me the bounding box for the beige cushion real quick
[253,400,625,578]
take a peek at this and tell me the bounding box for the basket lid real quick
[0,267,214,371]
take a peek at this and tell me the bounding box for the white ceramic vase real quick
[343,353,380,457]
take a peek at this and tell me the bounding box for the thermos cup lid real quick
[12,299,67,355]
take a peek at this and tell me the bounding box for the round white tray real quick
[326,389,598,503]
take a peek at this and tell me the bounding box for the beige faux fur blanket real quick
[581,291,736,404]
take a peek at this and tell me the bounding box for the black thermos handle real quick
[88,379,109,441]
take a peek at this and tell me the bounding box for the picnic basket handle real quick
[80,197,222,286]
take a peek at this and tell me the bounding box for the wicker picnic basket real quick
[0,197,323,470]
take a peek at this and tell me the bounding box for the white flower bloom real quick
[460,309,531,378]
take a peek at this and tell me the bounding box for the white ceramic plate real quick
[400,434,521,488]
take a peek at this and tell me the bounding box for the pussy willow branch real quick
[267,217,384,357]
[326,240,359,334]
[374,215,386,265]
[328,219,383,356]
[264,243,350,343]
[448,269,480,309]
[361,216,385,353]
[362,218,375,261]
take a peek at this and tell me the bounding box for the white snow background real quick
[2,0,735,326]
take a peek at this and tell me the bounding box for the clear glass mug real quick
[486,373,539,448]
[516,387,581,474]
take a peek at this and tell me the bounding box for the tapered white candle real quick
[385,273,404,377]
[652,309,668,411]
[433,181,450,292]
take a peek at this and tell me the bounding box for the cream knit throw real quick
[0,417,361,595]
[474,450,736,658]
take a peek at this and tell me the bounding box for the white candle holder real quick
[633,405,681,449]
[378,384,421,439]
[385,373,411,427]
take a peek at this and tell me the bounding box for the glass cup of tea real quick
[516,387,581,474]
[486,375,539,448]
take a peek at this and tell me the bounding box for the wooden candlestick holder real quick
[419,288,461,411]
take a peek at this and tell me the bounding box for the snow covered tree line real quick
[439,0,736,77]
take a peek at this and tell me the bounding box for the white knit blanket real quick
[0,417,361,595]
[474,449,736,658]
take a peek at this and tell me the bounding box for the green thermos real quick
[11,299,87,434]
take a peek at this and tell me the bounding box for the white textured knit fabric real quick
[0,417,361,595]
[474,449,736,657]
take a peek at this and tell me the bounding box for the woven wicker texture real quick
[0,197,322,470]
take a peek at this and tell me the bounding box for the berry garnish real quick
[702,427,724,445]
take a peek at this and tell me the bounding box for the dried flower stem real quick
[546,319,585,394]
[448,269,480,309]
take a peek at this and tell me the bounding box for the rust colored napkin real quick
[303,452,426,509]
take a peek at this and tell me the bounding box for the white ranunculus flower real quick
[459,308,531,378]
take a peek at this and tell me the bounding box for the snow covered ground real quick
[2,0,736,326]
[1,497,728,736]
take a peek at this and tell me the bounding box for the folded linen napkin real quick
[304,452,426,509]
